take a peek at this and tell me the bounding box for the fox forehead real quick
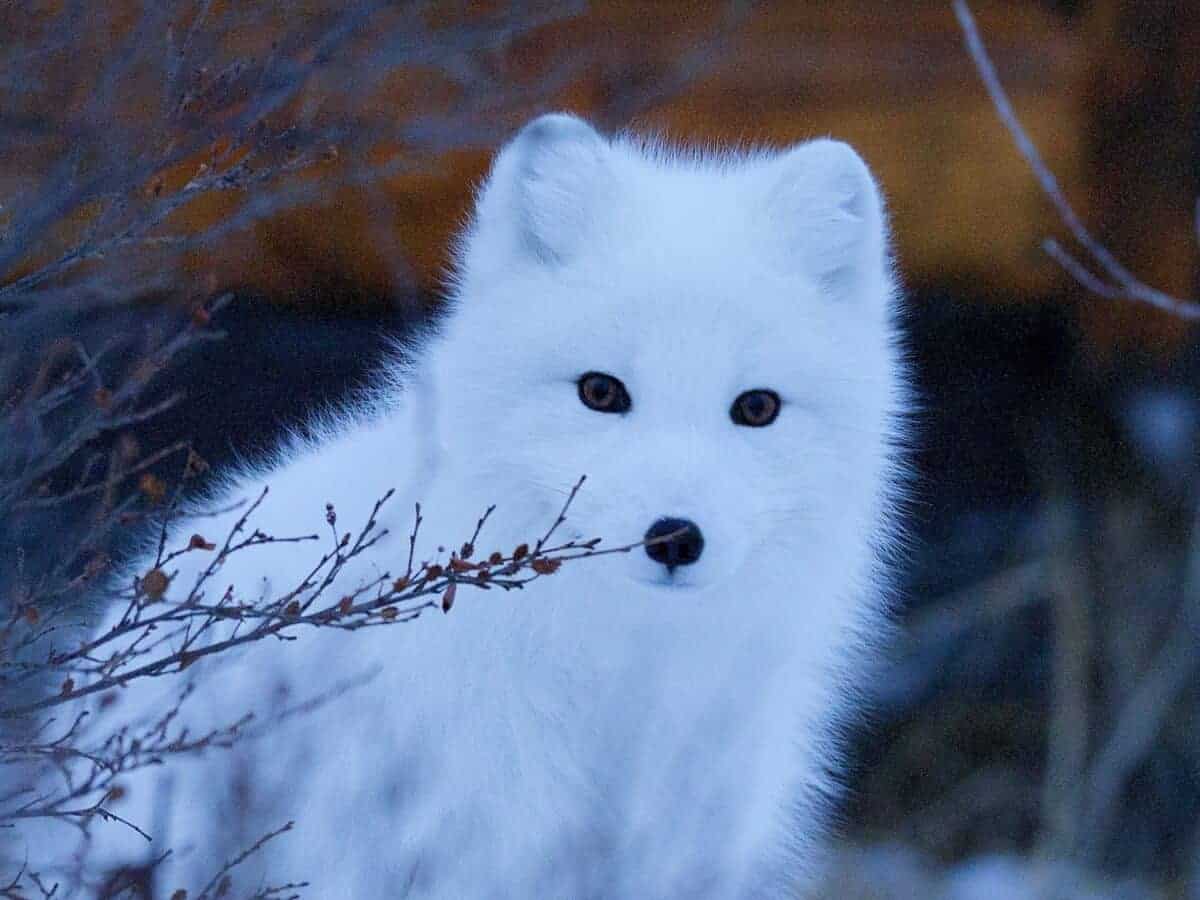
[595,150,776,240]
[439,112,896,424]
[451,248,853,381]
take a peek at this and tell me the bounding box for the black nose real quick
[644,517,704,570]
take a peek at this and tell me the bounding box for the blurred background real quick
[2,1,1199,896]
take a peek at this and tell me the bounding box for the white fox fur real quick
[31,113,909,898]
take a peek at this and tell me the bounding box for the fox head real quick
[411,114,908,607]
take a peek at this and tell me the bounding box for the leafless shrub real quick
[0,1,614,312]
[2,468,665,896]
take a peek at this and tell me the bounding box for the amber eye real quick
[731,389,780,427]
[578,372,631,414]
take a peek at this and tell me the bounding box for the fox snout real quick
[643,517,705,571]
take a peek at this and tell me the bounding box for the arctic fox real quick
[32,114,908,898]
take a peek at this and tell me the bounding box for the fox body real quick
[34,114,908,898]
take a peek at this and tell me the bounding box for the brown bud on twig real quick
[337,596,354,615]
[285,601,301,617]
[488,552,503,565]
[513,543,529,561]
[392,576,409,592]
[460,542,474,560]
[140,568,170,601]
[183,449,210,478]
[442,581,457,614]
[425,564,444,580]
[189,534,216,551]
[22,605,40,625]
[60,677,75,697]
[530,558,562,575]
[139,472,167,504]
[379,606,399,620]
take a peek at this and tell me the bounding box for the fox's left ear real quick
[766,139,888,302]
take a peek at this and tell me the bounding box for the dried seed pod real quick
[530,558,562,575]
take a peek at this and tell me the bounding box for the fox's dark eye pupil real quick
[732,389,780,427]
[578,372,630,414]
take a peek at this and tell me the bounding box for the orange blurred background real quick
[6,1,1198,350]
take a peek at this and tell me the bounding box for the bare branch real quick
[954,0,1200,319]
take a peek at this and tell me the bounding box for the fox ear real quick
[767,139,887,300]
[500,113,609,264]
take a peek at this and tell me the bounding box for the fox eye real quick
[731,389,780,427]
[578,372,631,414]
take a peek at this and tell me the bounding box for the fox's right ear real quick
[765,139,889,305]
[474,113,610,265]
